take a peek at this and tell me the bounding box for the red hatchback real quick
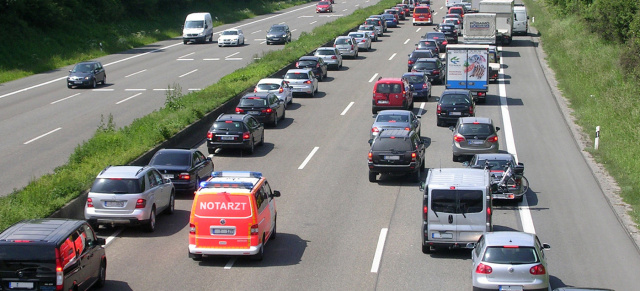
[372,77,414,114]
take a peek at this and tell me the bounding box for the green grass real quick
[0,0,401,232]
[523,0,640,226]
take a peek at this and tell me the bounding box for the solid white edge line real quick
[104,228,124,247]
[368,73,379,83]
[371,228,388,273]
[116,93,143,105]
[404,38,410,45]
[125,69,147,78]
[497,47,536,234]
[298,147,319,169]
[51,93,81,104]
[224,257,237,269]
[388,53,397,61]
[179,69,198,78]
[23,127,62,145]
[340,102,355,116]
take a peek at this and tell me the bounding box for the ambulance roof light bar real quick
[199,181,255,190]
[211,171,263,179]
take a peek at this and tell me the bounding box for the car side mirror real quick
[417,115,421,119]
[434,97,440,101]
[462,161,469,166]
[95,238,106,246]
[69,70,72,73]
[271,190,281,198]
[496,126,501,132]
[448,126,454,131]
[206,156,212,161]
[368,139,373,145]
[466,242,476,249]
[418,181,425,191]
[205,24,209,29]
[542,243,551,250]
[164,178,172,184]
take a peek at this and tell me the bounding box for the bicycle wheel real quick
[514,176,529,195]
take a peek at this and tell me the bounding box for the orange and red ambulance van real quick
[188,171,280,261]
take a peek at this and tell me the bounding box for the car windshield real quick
[91,178,142,194]
[441,94,470,105]
[418,41,437,48]
[285,72,310,79]
[319,1,330,4]
[376,114,409,123]
[239,98,267,106]
[458,123,494,135]
[482,246,539,264]
[149,152,190,166]
[213,121,244,131]
[257,83,281,90]
[222,30,238,35]
[298,60,317,67]
[270,26,285,32]
[184,20,204,29]
[72,64,93,73]
[414,61,437,70]
[404,75,426,83]
[373,139,412,151]
[315,49,335,56]
[415,7,431,14]
[376,83,403,93]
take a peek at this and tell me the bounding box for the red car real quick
[316,1,333,13]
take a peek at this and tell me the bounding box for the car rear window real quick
[239,98,267,107]
[335,38,350,45]
[440,94,471,105]
[365,20,378,26]
[376,114,409,123]
[149,152,190,166]
[373,138,412,151]
[415,7,431,14]
[0,245,55,262]
[431,190,457,213]
[213,121,245,131]
[297,60,317,67]
[376,83,403,93]
[315,49,335,56]
[257,83,281,90]
[411,51,434,59]
[458,123,494,136]
[91,178,143,194]
[405,75,426,83]
[482,246,539,264]
[350,33,364,38]
[285,72,310,79]
[431,190,483,213]
[427,32,446,39]
[414,61,437,70]
[194,193,252,218]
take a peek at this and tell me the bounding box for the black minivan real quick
[0,219,106,291]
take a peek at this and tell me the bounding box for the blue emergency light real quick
[211,171,262,179]
[199,180,255,190]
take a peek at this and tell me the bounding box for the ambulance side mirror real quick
[271,190,281,198]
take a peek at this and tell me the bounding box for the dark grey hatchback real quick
[436,89,475,126]
[148,148,214,192]
[67,61,106,89]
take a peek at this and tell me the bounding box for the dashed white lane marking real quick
[440,6,444,9]
[224,258,237,270]
[254,39,266,41]
[125,89,146,91]
[51,93,80,104]
[279,22,285,24]
[260,41,267,44]
[368,73,379,83]
[225,52,240,58]
[404,38,410,45]
[226,58,243,61]
[178,52,194,59]
[104,228,124,247]
[298,15,313,18]
[310,21,317,25]
[343,9,348,11]
[251,30,262,34]
[203,58,220,61]
[24,127,62,145]
[298,147,319,169]
[355,4,359,6]
[341,102,355,116]
[125,69,146,78]
[291,29,297,32]
[116,93,143,105]
[177,59,193,61]
[92,89,114,92]
[418,102,426,115]
[416,27,422,32]
[153,88,174,91]
[179,69,198,78]
[371,228,388,273]
[388,53,397,60]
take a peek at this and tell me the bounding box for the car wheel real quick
[422,241,432,254]
[67,85,72,89]
[273,113,278,127]
[516,194,524,203]
[92,79,97,88]
[318,72,323,82]
[372,108,377,114]
[183,40,188,44]
[259,132,264,146]
[369,171,377,182]
[247,138,255,154]
[413,169,421,182]
[89,222,99,232]
[166,192,175,215]
[208,147,216,155]
[310,89,315,98]
[324,71,328,80]
[266,41,270,45]
[191,253,203,261]
[96,261,106,288]
[145,207,156,232]
[452,154,459,162]
[251,238,265,261]
[281,108,286,120]
[101,75,106,85]
[270,218,277,240]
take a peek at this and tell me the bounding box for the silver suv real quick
[84,166,175,232]
[314,47,343,70]
[333,36,358,58]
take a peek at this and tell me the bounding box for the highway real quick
[4,0,640,290]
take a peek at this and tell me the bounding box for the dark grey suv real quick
[207,114,265,155]
[368,129,426,182]
[266,24,291,45]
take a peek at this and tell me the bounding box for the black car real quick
[235,92,286,126]
[415,39,439,56]
[0,219,106,291]
[148,148,214,192]
[206,114,265,155]
[407,49,436,72]
[368,129,426,182]
[436,24,458,44]
[424,32,447,53]
[296,56,328,81]
[411,58,445,84]
[67,61,106,89]
[266,24,291,45]
[436,89,475,126]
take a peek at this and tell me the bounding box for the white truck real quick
[463,13,497,45]
[446,44,490,103]
[446,0,463,9]
[479,0,514,45]
[470,0,482,12]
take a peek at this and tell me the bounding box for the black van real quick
[0,219,106,291]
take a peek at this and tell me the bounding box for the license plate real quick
[162,174,174,179]
[432,232,453,239]
[377,100,389,104]
[211,227,235,235]
[220,136,235,140]
[499,286,524,291]
[292,87,302,91]
[272,38,280,41]
[384,155,400,160]
[74,81,83,84]
[248,111,260,115]
[449,112,462,116]
[468,140,484,145]
[9,282,34,289]
[105,201,124,207]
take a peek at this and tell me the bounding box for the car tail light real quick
[443,41,448,45]
[304,80,312,84]
[253,87,257,93]
[372,127,379,133]
[316,63,321,68]
[351,45,354,50]
[331,55,337,59]
[243,132,250,139]
[408,60,414,65]
[487,136,499,143]
[279,87,283,93]
[179,173,190,180]
[87,198,94,208]
[454,134,465,142]
[469,106,474,115]
[530,264,546,275]
[404,127,410,131]
[368,152,373,162]
[478,92,486,97]
[411,152,417,162]
[476,263,493,274]
[55,249,64,291]
[411,69,417,72]
[437,104,441,114]
[235,108,244,113]
[295,61,299,67]
[207,131,214,139]
[189,223,196,234]
[333,44,336,47]
[433,70,440,75]
[250,224,259,235]
[135,199,146,208]
[361,39,366,43]
[423,206,428,220]
[262,108,273,113]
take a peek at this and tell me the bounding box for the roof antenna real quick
[439,159,442,172]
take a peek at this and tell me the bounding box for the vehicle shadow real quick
[102,280,134,291]
[481,94,523,106]
[508,38,538,48]
[549,275,567,289]
[338,65,350,71]
[269,117,294,130]
[114,44,165,55]
[286,102,303,110]
[321,76,336,82]
[354,55,368,60]
[491,224,519,231]
[100,209,190,238]
[210,142,275,158]
[501,51,521,58]
[196,233,309,267]
[427,247,472,260]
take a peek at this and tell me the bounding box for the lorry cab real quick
[182,12,214,44]
[188,171,281,261]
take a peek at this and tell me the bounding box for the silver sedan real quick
[370,110,421,140]
[469,231,551,291]
[348,32,372,51]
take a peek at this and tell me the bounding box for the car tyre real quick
[281,108,286,120]
[191,253,203,261]
[270,218,277,240]
[310,89,315,98]
[183,40,188,44]
[101,75,106,85]
[413,169,421,182]
[166,192,175,215]
[247,139,255,154]
[67,85,72,89]
[369,171,377,182]
[422,242,432,254]
[259,132,264,146]
[251,238,264,261]
[145,207,156,232]
[96,261,106,288]
[208,147,216,155]
[515,194,524,203]
[452,154,459,162]
[273,113,278,127]
[92,79,97,88]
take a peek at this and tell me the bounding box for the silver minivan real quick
[419,168,492,254]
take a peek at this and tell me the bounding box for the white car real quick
[347,32,372,51]
[254,78,293,106]
[357,25,379,42]
[218,29,245,47]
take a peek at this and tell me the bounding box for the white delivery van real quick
[419,168,492,254]
[513,4,529,35]
[182,12,213,44]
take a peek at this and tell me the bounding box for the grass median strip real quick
[0,0,401,231]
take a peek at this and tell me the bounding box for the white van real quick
[182,12,213,44]
[513,5,529,35]
[419,168,492,254]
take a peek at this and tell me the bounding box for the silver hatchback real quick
[348,32,372,51]
[84,165,175,232]
[450,117,500,162]
[333,36,358,58]
[284,69,319,97]
[314,47,343,70]
[469,231,551,291]
[370,110,421,140]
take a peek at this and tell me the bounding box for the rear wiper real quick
[432,209,439,217]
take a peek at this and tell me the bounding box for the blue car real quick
[403,72,432,100]
[381,14,398,28]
